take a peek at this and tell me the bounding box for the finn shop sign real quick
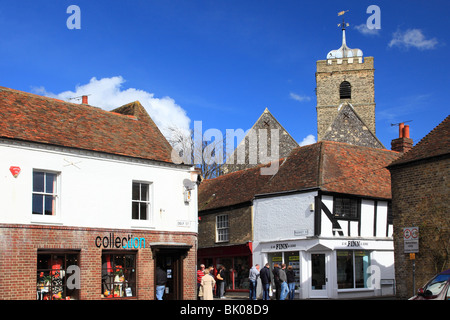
[95,233,146,249]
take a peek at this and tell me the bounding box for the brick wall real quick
[0,224,197,300]
[390,156,450,298]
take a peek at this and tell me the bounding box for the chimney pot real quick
[398,122,404,138]
[82,95,88,104]
[403,125,410,139]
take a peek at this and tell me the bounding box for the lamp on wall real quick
[183,167,202,203]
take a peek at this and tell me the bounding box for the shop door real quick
[155,251,182,300]
[310,253,328,298]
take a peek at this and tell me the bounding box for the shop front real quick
[197,242,252,292]
[253,238,395,299]
[1,224,197,300]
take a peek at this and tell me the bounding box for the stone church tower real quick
[316,16,382,148]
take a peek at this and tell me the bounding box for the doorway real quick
[310,253,328,298]
[154,250,183,300]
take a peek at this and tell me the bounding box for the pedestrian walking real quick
[272,263,281,300]
[216,265,226,298]
[248,264,260,300]
[201,267,216,300]
[197,264,205,300]
[279,264,289,300]
[286,265,296,300]
[155,266,167,300]
[260,263,272,300]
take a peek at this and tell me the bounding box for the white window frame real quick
[31,169,61,224]
[216,214,229,243]
[131,181,152,222]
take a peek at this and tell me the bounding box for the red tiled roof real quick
[0,86,174,163]
[199,141,400,211]
[388,115,450,167]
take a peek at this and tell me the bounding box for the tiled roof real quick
[0,86,174,163]
[199,141,400,211]
[388,115,450,167]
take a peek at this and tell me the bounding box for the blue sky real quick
[0,0,449,151]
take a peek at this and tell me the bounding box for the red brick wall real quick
[0,224,197,300]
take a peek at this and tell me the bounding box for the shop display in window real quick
[101,252,136,298]
[36,251,79,300]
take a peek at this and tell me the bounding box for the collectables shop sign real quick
[95,233,146,249]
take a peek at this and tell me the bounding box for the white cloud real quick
[354,23,380,36]
[299,134,316,146]
[290,92,311,102]
[389,28,438,50]
[37,76,191,138]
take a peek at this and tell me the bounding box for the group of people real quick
[250,263,296,300]
[196,264,227,300]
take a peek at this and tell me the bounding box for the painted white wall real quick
[0,140,198,233]
[253,191,317,243]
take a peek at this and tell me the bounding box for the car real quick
[409,269,450,300]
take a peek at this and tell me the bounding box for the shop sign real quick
[95,233,146,249]
[270,242,297,250]
[341,240,369,247]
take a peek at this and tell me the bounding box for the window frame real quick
[216,214,229,243]
[32,170,60,217]
[336,250,372,290]
[333,196,360,220]
[339,81,352,99]
[131,181,152,221]
[101,251,137,299]
[36,249,80,300]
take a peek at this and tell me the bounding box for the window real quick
[340,81,351,99]
[101,252,137,298]
[337,250,371,289]
[132,182,150,220]
[334,197,359,219]
[32,171,58,216]
[37,251,80,300]
[216,214,229,242]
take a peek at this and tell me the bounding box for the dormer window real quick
[340,81,351,99]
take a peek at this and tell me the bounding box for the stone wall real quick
[316,57,375,141]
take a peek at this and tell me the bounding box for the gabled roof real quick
[199,141,400,212]
[322,103,385,149]
[0,86,174,163]
[388,115,450,167]
[223,108,298,173]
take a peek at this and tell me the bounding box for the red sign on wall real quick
[9,166,21,178]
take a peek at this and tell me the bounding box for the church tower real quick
[315,15,376,143]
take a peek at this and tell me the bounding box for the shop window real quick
[132,182,151,220]
[36,251,80,300]
[333,197,359,219]
[337,250,371,289]
[101,252,136,298]
[216,214,229,242]
[32,170,59,216]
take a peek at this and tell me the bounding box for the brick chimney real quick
[81,95,88,104]
[391,123,413,153]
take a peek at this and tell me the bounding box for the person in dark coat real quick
[272,263,281,300]
[260,263,272,300]
[155,266,167,300]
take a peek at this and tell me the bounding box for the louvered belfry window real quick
[340,81,351,99]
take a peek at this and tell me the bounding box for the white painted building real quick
[250,142,399,299]
[0,87,199,300]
